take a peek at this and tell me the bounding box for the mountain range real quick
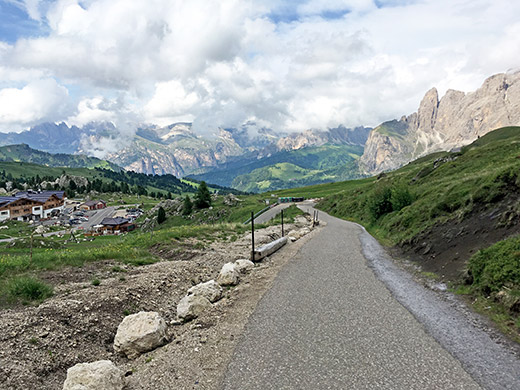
[0,71,519,192]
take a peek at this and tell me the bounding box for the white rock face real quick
[234,259,254,274]
[62,360,123,390]
[113,311,168,359]
[360,71,520,174]
[177,294,212,321]
[216,262,240,286]
[187,280,222,303]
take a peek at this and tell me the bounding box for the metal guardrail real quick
[243,205,272,225]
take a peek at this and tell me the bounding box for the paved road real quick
[222,206,491,389]
[80,206,115,229]
[254,203,294,225]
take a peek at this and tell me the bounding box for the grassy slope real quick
[191,144,364,190]
[317,127,520,244]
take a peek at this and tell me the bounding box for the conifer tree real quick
[157,206,166,224]
[183,195,193,215]
[194,181,211,209]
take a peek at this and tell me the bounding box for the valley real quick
[2,2,519,388]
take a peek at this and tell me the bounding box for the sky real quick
[0,0,519,138]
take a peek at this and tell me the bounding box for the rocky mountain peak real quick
[417,87,439,132]
[360,71,520,175]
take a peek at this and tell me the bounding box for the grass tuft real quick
[5,276,53,304]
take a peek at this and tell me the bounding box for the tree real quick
[194,181,211,209]
[157,206,167,224]
[183,195,193,216]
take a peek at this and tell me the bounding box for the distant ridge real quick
[0,144,122,171]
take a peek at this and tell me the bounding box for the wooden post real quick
[30,231,34,264]
[251,211,255,261]
[281,209,284,237]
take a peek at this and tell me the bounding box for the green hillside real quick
[0,161,194,196]
[191,144,364,191]
[0,144,121,171]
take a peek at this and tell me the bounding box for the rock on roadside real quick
[177,295,212,322]
[216,262,240,286]
[113,312,168,359]
[62,360,123,390]
[187,280,222,303]
[234,259,254,274]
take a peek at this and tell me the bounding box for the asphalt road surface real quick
[254,203,294,225]
[222,205,520,389]
[80,206,115,229]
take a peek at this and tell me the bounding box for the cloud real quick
[67,96,118,127]
[0,78,69,131]
[0,0,520,138]
[143,80,199,125]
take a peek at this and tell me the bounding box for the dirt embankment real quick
[0,217,319,390]
[398,196,520,282]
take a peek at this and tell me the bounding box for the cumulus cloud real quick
[0,78,69,131]
[143,80,199,126]
[67,96,118,127]
[0,0,520,138]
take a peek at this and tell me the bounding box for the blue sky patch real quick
[0,1,48,43]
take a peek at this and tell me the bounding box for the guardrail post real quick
[281,209,284,237]
[251,211,255,261]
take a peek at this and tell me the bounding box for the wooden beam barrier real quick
[253,236,288,262]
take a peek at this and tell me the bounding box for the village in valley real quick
[0,189,140,239]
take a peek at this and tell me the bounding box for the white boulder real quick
[216,262,240,286]
[234,259,254,274]
[113,311,168,359]
[187,280,222,303]
[35,225,46,235]
[177,295,212,322]
[62,360,123,390]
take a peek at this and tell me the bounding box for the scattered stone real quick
[62,360,123,390]
[35,225,46,235]
[177,295,212,322]
[113,312,168,359]
[216,262,240,286]
[187,280,222,303]
[288,227,311,241]
[234,259,254,274]
[223,194,241,206]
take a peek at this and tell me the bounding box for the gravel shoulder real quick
[0,217,318,389]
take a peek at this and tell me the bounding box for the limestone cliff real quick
[360,71,520,174]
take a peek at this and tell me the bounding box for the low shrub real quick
[367,185,393,221]
[391,184,413,212]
